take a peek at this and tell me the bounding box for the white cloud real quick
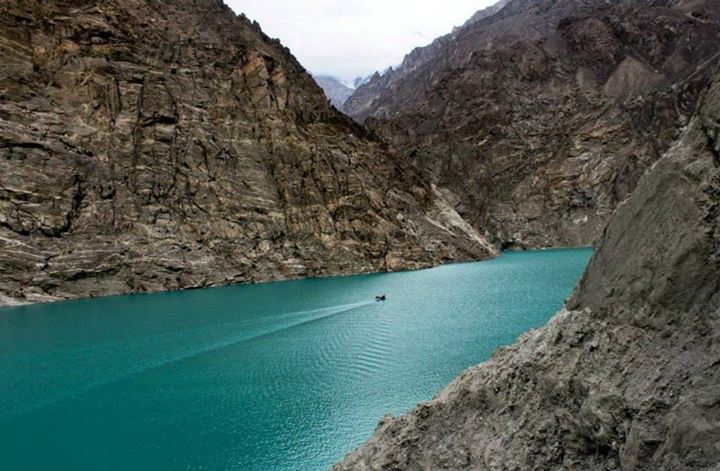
[226,0,495,83]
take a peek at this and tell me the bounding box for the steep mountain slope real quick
[342,0,510,121]
[313,75,355,108]
[344,0,720,248]
[335,68,720,471]
[354,75,373,88]
[0,0,496,305]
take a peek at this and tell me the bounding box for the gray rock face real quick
[344,0,720,248]
[0,0,496,304]
[313,75,355,109]
[341,0,510,121]
[334,71,720,470]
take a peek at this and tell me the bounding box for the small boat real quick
[375,295,386,302]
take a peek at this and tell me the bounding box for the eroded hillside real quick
[335,67,720,471]
[0,0,495,305]
[345,0,720,248]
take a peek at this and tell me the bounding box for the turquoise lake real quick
[0,248,592,470]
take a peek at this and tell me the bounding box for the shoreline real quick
[0,246,593,310]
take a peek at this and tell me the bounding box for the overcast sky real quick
[226,0,493,84]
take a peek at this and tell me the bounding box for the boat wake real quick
[0,301,374,421]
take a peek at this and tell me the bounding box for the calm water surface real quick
[0,248,591,470]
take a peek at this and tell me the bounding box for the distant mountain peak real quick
[312,75,355,109]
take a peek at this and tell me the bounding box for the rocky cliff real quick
[335,67,720,471]
[344,0,720,248]
[0,0,496,305]
[313,75,355,109]
[341,0,510,122]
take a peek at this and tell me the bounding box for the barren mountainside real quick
[344,0,720,248]
[313,75,355,109]
[341,0,511,121]
[0,0,718,469]
[335,67,720,471]
[0,0,495,305]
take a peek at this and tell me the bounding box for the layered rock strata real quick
[0,0,496,305]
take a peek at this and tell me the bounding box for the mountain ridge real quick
[343,0,720,248]
[0,0,496,305]
[335,63,720,471]
[313,75,355,109]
